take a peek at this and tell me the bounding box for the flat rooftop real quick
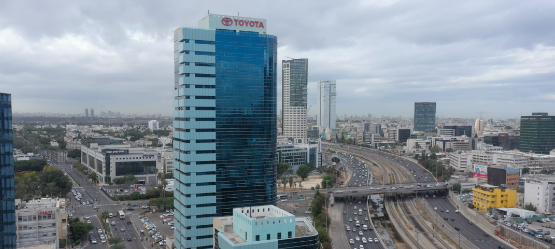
[219,217,318,245]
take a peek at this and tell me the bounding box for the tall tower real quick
[90,108,94,118]
[520,112,555,154]
[173,14,277,249]
[0,93,16,249]
[85,108,89,118]
[475,118,485,135]
[282,58,308,144]
[414,102,436,132]
[317,80,336,130]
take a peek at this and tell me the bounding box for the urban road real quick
[324,142,510,249]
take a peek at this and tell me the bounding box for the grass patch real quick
[68,173,80,186]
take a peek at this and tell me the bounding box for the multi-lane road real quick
[325,142,510,249]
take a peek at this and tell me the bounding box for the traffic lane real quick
[344,199,382,248]
[88,215,107,249]
[426,197,502,249]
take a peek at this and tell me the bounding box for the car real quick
[121,227,126,232]
[84,215,90,219]
[455,210,459,213]
[142,206,149,209]
[349,218,352,222]
[484,233,489,237]
[352,228,356,232]
[434,207,437,210]
[349,239,354,244]
[355,236,360,241]
[451,218,455,221]
[454,227,460,230]
[101,238,106,243]
[364,217,368,221]
[343,211,347,215]
[362,237,367,243]
[359,245,364,248]
[359,231,363,236]
[86,219,91,223]
[346,226,350,231]
[127,208,134,211]
[445,210,449,213]
[98,228,102,233]
[444,217,448,220]
[374,238,378,242]
[127,237,132,241]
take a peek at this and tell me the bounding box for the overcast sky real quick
[1,0,555,119]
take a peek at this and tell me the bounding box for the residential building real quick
[15,198,68,248]
[414,102,436,132]
[524,178,555,214]
[148,120,159,131]
[475,118,485,135]
[443,125,472,137]
[213,205,318,249]
[472,184,517,213]
[0,92,16,249]
[282,58,308,144]
[317,80,336,130]
[173,14,277,249]
[449,152,473,172]
[520,112,555,154]
[487,167,520,189]
[406,139,430,152]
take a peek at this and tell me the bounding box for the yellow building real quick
[472,184,517,213]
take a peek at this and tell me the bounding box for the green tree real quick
[414,154,420,160]
[462,189,472,194]
[277,163,290,178]
[296,165,312,181]
[281,177,287,192]
[321,175,335,188]
[148,198,163,209]
[288,177,294,190]
[429,153,437,160]
[124,174,136,184]
[108,236,124,245]
[315,183,320,190]
[449,183,461,192]
[88,172,99,183]
[100,211,110,220]
[524,202,537,212]
[14,159,47,172]
[331,157,340,163]
[521,168,530,174]
[113,177,126,186]
[431,144,441,153]
[164,173,174,179]
[110,244,125,249]
[39,169,72,197]
[316,226,332,244]
[69,222,93,241]
[67,149,81,158]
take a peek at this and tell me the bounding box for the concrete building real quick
[443,125,472,137]
[14,153,44,161]
[475,118,485,135]
[449,152,474,172]
[520,112,555,154]
[414,102,436,132]
[282,59,308,144]
[213,205,318,249]
[0,92,16,249]
[524,178,555,214]
[90,108,94,118]
[148,120,159,131]
[317,80,336,130]
[472,184,517,213]
[276,144,318,172]
[84,108,88,118]
[15,198,68,248]
[173,14,277,249]
[487,167,520,189]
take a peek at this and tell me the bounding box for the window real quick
[185,84,190,88]
[195,74,216,78]
[196,118,215,121]
[182,62,190,66]
[197,203,216,207]
[195,51,215,56]
[196,129,215,132]
[267,234,270,240]
[196,182,215,186]
[197,139,216,143]
[197,150,215,154]
[182,51,190,54]
[195,96,215,99]
[288,231,292,238]
[195,62,215,67]
[196,107,215,110]
[277,232,281,239]
[197,161,216,165]
[195,40,215,45]
[175,118,190,121]
[195,85,215,88]
[255,235,260,241]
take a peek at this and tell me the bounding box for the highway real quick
[325,142,509,249]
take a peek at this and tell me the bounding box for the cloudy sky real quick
[1,0,555,119]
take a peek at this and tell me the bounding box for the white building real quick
[148,120,159,130]
[449,152,474,171]
[282,59,308,144]
[16,198,68,249]
[524,178,555,214]
[475,118,485,135]
[317,80,336,130]
[406,139,430,152]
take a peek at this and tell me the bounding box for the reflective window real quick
[115,161,156,176]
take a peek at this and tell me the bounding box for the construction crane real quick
[307,105,312,114]
[477,111,488,119]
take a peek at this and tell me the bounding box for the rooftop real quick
[217,217,318,245]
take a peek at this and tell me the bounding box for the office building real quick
[524,178,555,214]
[213,205,318,249]
[148,120,159,130]
[520,112,555,154]
[487,167,520,189]
[398,128,411,143]
[475,118,485,135]
[0,93,16,249]
[364,123,382,136]
[84,108,89,118]
[173,14,277,249]
[15,198,68,248]
[472,184,516,213]
[317,80,336,130]
[90,108,94,118]
[414,102,436,132]
[442,125,472,137]
[276,144,317,172]
[282,58,308,144]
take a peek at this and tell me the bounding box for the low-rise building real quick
[276,144,318,172]
[213,205,319,249]
[487,167,520,189]
[472,184,517,213]
[16,198,68,249]
[523,177,555,214]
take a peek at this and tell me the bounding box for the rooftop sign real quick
[199,14,267,33]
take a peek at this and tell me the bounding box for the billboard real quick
[474,165,488,179]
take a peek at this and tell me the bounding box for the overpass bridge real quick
[327,184,448,198]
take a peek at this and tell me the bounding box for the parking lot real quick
[501,217,555,246]
[134,209,176,247]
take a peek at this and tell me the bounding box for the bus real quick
[278,195,288,201]
[118,210,125,219]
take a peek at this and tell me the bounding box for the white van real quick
[363,225,368,231]
[109,213,113,218]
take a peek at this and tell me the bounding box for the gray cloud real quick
[1,0,555,118]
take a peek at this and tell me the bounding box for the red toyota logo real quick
[221,17,232,26]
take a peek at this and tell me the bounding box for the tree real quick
[414,154,420,160]
[164,173,174,179]
[429,153,437,160]
[431,144,441,153]
[449,183,461,192]
[67,149,81,158]
[148,198,163,209]
[524,202,537,212]
[110,245,125,249]
[113,177,126,186]
[462,189,472,194]
[100,211,110,220]
[277,163,290,178]
[522,168,530,174]
[296,165,312,181]
[321,175,335,188]
[288,177,294,190]
[88,172,99,183]
[331,157,340,163]
[39,169,72,197]
[124,174,136,184]
[315,183,320,190]
[108,236,124,245]
[298,181,303,190]
[14,159,47,172]
[69,222,93,241]
[281,178,287,192]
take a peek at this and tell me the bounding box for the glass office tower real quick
[282,58,308,144]
[173,14,277,249]
[414,102,436,132]
[520,113,555,154]
[0,93,16,249]
[443,125,472,137]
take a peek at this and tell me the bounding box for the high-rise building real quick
[90,108,94,118]
[84,108,89,118]
[475,118,485,135]
[520,112,555,154]
[316,80,336,130]
[0,93,16,249]
[414,102,436,132]
[443,125,472,137]
[173,14,277,249]
[282,58,308,144]
[148,120,159,130]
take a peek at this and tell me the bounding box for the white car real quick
[434,207,437,210]
[455,210,459,213]
[84,215,90,219]
[355,236,360,241]
[374,238,379,242]
[445,210,449,213]
[98,228,102,234]
[349,239,354,244]
[362,237,367,243]
[101,238,106,243]
[91,238,97,244]
[359,231,363,236]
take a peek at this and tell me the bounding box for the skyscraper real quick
[90,108,94,118]
[520,112,555,154]
[475,118,485,135]
[0,93,16,249]
[317,80,336,130]
[85,108,89,118]
[282,58,308,144]
[173,14,277,249]
[414,102,436,132]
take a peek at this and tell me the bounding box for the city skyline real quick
[2,1,555,118]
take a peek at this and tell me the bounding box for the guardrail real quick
[499,226,551,249]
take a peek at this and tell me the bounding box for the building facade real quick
[148,120,159,130]
[472,184,517,213]
[520,113,555,154]
[487,167,520,189]
[443,125,472,137]
[475,118,485,135]
[15,198,68,248]
[398,128,411,143]
[317,80,336,130]
[276,144,317,172]
[282,59,308,144]
[173,14,277,249]
[0,93,16,249]
[213,205,318,249]
[414,102,436,132]
[524,179,555,214]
